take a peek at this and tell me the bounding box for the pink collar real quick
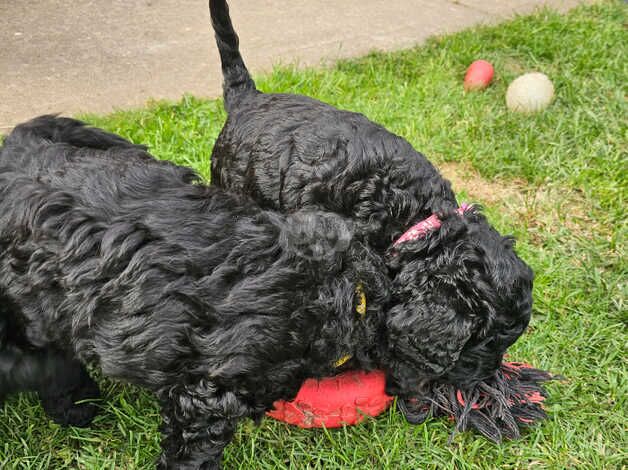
[393,203,471,247]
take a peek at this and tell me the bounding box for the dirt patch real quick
[438,162,605,242]
[439,162,524,205]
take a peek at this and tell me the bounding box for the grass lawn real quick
[1,1,625,468]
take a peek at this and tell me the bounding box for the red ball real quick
[267,370,393,428]
[464,60,494,91]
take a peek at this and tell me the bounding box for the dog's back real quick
[1,115,198,198]
[2,114,141,151]
[0,115,145,175]
[1,117,235,242]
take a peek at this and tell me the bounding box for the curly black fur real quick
[208,0,535,404]
[0,115,393,468]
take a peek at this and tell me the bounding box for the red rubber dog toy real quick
[267,370,392,428]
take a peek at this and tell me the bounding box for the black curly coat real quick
[0,116,390,468]
[208,0,535,395]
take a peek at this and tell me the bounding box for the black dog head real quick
[383,206,533,396]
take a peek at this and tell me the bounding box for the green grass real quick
[1,1,626,468]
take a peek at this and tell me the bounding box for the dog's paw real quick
[39,369,101,427]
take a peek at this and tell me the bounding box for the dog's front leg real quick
[157,380,248,469]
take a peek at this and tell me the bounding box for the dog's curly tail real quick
[209,0,257,111]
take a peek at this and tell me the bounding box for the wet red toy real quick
[267,370,392,428]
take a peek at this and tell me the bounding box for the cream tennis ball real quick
[506,72,555,113]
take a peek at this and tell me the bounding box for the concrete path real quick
[1,0,593,130]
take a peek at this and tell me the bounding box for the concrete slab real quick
[0,0,595,130]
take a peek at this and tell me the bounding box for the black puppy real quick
[209,0,535,398]
[0,115,391,468]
